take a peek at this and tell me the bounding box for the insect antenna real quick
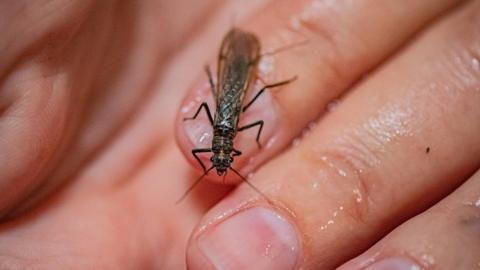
[222,171,227,185]
[260,39,309,58]
[229,167,273,204]
[176,166,215,204]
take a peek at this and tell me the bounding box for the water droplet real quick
[475,198,480,208]
[353,188,362,203]
[258,55,274,75]
[326,99,340,112]
[199,132,211,144]
[318,205,344,232]
[420,254,435,266]
[263,243,273,258]
[472,57,480,71]
[185,120,212,148]
[265,137,277,149]
[292,137,301,147]
[181,100,196,113]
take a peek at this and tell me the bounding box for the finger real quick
[0,0,221,219]
[0,143,213,269]
[337,169,480,270]
[0,0,97,217]
[176,0,462,184]
[186,1,480,269]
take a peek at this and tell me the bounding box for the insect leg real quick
[222,170,227,185]
[242,76,297,113]
[183,102,214,126]
[204,65,216,99]
[232,148,242,156]
[238,120,264,149]
[191,148,212,172]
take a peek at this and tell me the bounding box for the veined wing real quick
[216,28,260,106]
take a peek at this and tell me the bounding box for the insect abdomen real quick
[212,126,234,152]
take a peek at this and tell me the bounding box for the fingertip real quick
[175,80,215,171]
[186,204,300,270]
[176,75,283,186]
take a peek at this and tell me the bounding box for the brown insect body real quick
[212,29,260,175]
[179,28,296,203]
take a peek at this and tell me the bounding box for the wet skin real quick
[1,1,480,270]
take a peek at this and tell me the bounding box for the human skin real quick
[1,0,480,269]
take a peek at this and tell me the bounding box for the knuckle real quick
[424,1,480,123]
[288,7,350,85]
[446,2,480,85]
[300,135,383,226]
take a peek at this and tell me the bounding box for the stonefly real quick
[177,28,297,203]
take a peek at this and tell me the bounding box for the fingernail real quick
[181,83,215,149]
[187,207,299,270]
[363,258,421,270]
[183,116,212,148]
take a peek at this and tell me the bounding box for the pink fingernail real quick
[183,115,213,148]
[187,207,300,270]
[181,82,216,149]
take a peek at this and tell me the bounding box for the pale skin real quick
[1,0,480,269]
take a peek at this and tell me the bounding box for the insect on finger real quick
[179,28,297,203]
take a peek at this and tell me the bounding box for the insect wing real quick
[215,28,260,129]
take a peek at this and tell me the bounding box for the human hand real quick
[0,1,228,268]
[177,1,480,269]
[1,1,480,270]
